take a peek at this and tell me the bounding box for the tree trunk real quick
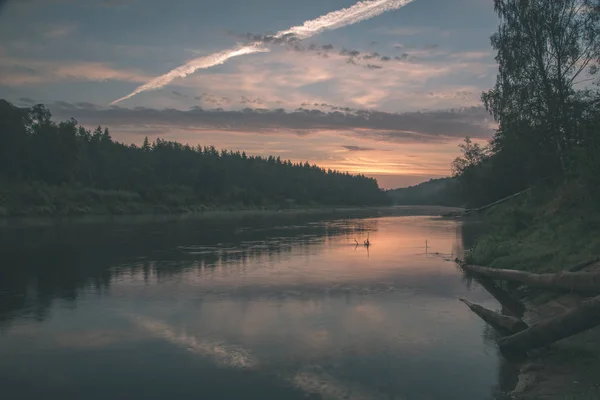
[442,188,532,217]
[499,295,600,353]
[568,257,600,272]
[459,299,528,335]
[469,275,525,317]
[462,187,532,216]
[461,264,600,294]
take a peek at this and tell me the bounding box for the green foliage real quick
[467,184,600,272]
[450,0,600,208]
[0,100,390,216]
[451,137,489,177]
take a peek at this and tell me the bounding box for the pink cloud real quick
[0,54,151,85]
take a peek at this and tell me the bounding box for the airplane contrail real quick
[111,45,269,105]
[111,0,415,105]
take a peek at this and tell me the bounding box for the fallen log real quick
[462,187,532,216]
[462,264,600,294]
[568,257,600,272]
[459,299,528,335]
[499,295,600,353]
[441,188,532,218]
[471,275,525,317]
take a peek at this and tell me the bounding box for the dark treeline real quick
[387,177,463,207]
[0,100,389,215]
[451,0,600,207]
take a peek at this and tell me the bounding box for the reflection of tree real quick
[458,220,520,397]
[0,214,378,329]
[480,320,519,397]
[459,219,492,251]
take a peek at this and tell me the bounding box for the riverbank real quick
[463,183,600,399]
[0,183,403,219]
[0,185,462,226]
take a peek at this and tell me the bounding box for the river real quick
[0,209,515,399]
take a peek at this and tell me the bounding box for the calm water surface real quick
[0,212,514,399]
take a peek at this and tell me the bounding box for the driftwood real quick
[462,264,600,294]
[459,299,528,335]
[463,187,532,216]
[568,257,600,272]
[470,275,525,317]
[499,295,600,353]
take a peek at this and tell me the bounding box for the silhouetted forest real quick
[387,177,463,207]
[450,0,600,207]
[0,100,389,215]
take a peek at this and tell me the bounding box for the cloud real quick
[240,96,266,105]
[343,145,377,151]
[170,47,494,112]
[110,45,270,104]
[339,48,361,57]
[44,24,76,38]
[45,101,494,143]
[230,36,410,69]
[450,51,494,60]
[112,0,416,103]
[0,54,151,85]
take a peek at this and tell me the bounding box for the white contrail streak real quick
[275,0,413,40]
[111,45,269,105]
[111,0,415,104]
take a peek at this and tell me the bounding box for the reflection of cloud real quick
[127,313,387,400]
[354,304,386,324]
[128,314,256,369]
[290,370,387,400]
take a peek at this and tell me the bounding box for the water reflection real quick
[0,212,513,399]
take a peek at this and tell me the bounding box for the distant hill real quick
[386,177,463,207]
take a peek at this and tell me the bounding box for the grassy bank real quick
[462,183,600,400]
[465,182,600,273]
[0,183,390,218]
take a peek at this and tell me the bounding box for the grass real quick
[465,182,600,273]
[0,182,411,219]
[563,388,600,400]
[465,182,600,399]
[0,183,323,218]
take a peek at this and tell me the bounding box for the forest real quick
[449,0,600,208]
[0,100,390,216]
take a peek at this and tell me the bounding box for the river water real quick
[0,210,515,399]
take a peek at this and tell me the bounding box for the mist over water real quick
[0,211,515,399]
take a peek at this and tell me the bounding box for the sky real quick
[0,0,499,188]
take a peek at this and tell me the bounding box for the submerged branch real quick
[459,298,528,335]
